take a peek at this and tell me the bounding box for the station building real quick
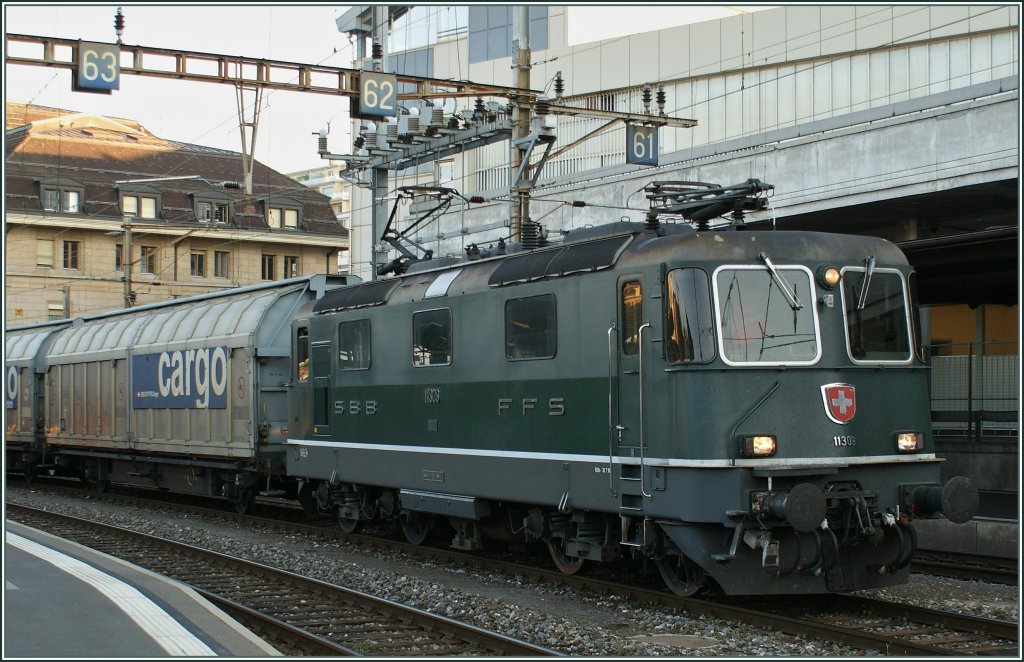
[4,101,350,323]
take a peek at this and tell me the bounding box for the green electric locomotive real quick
[286,180,978,596]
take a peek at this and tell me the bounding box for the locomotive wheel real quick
[337,508,363,534]
[655,554,706,597]
[234,488,254,515]
[400,511,433,545]
[546,538,584,575]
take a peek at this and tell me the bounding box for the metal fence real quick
[929,341,1019,440]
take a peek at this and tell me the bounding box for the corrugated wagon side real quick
[36,275,350,510]
[5,320,73,480]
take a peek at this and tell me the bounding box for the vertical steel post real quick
[123,215,134,307]
[510,5,531,243]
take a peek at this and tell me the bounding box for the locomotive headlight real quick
[740,435,777,457]
[896,431,925,452]
[816,265,841,289]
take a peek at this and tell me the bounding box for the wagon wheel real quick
[337,507,363,534]
[234,488,254,515]
[546,538,585,575]
[655,553,706,597]
[399,511,433,545]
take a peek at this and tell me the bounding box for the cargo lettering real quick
[133,347,228,409]
[5,365,18,409]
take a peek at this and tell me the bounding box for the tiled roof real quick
[5,103,347,240]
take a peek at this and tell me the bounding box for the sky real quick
[4,3,358,174]
[3,3,773,175]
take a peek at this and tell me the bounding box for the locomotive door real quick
[612,277,652,506]
[310,341,332,435]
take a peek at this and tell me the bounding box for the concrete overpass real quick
[526,77,1018,307]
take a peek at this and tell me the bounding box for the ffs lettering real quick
[497,397,566,416]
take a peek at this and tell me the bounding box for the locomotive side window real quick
[714,266,819,365]
[841,269,912,362]
[338,319,371,370]
[413,309,452,367]
[666,268,716,364]
[621,281,643,355]
[296,327,310,381]
[505,295,556,360]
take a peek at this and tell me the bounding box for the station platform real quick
[4,520,280,657]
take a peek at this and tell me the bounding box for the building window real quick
[47,303,65,321]
[190,252,206,277]
[214,251,230,278]
[122,194,158,219]
[62,241,80,270]
[261,254,276,280]
[41,185,83,213]
[115,244,124,272]
[412,308,452,366]
[36,240,53,268]
[284,255,299,278]
[197,201,230,223]
[140,246,157,274]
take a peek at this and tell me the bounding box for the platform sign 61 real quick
[75,41,120,93]
[626,124,658,166]
[5,365,18,409]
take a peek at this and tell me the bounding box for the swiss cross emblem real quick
[821,383,856,425]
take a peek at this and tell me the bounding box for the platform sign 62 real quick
[76,41,120,93]
[5,365,18,409]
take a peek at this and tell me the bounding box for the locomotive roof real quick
[313,226,910,314]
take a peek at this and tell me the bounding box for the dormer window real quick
[117,183,162,220]
[38,178,85,214]
[191,189,234,224]
[266,198,302,229]
[122,194,158,219]
[197,201,230,223]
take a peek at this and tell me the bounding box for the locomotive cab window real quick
[413,309,452,367]
[296,327,310,381]
[621,281,643,355]
[666,268,716,364]
[338,319,371,370]
[841,267,912,362]
[714,265,820,365]
[505,295,556,360]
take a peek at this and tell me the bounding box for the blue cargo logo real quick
[5,365,17,409]
[133,347,229,409]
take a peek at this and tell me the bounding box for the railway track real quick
[913,550,1018,586]
[7,483,1019,656]
[6,503,560,657]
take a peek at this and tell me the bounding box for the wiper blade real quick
[856,255,876,310]
[758,252,802,311]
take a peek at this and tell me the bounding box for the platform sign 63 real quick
[5,365,18,409]
[75,41,120,93]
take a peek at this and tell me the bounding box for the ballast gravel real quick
[6,486,1018,657]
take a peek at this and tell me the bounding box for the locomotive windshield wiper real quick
[855,255,876,310]
[758,252,802,311]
